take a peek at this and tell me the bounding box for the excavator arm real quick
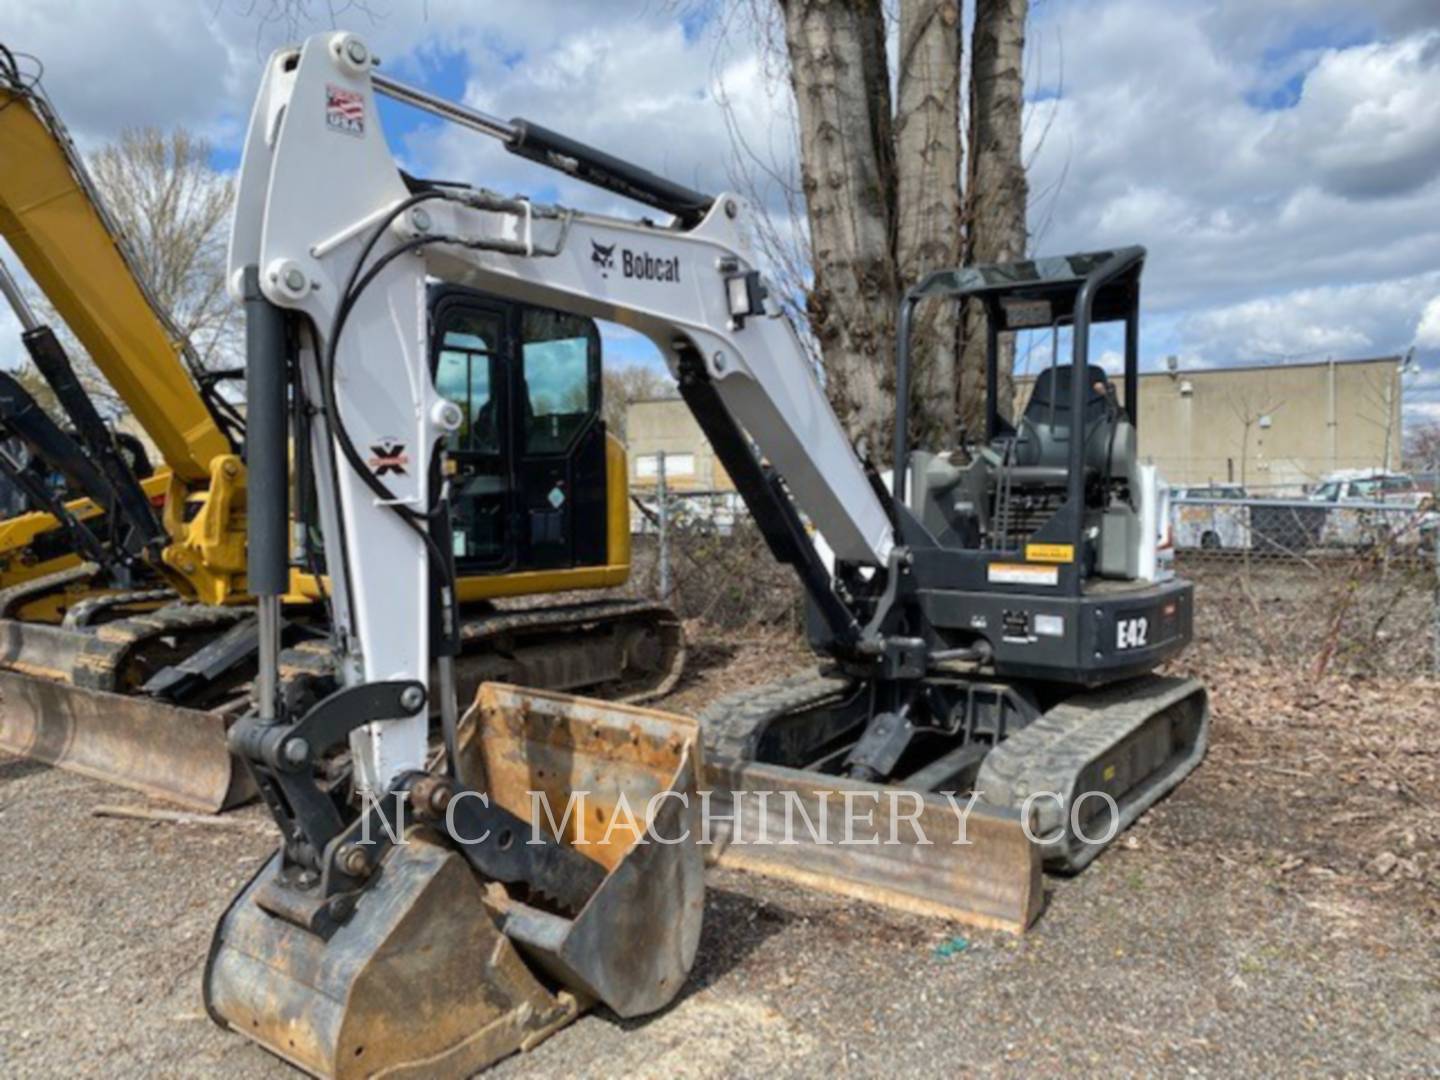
[228,31,901,796]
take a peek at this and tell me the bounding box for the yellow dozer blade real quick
[204,684,704,1079]
[0,622,251,811]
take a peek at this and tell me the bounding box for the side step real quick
[976,674,1210,874]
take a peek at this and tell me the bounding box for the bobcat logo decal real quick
[591,241,616,277]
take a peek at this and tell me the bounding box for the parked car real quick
[1308,470,1424,508]
[1174,484,1247,501]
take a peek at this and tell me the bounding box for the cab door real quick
[432,296,512,573]
[514,307,607,571]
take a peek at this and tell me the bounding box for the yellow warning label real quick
[1025,543,1075,564]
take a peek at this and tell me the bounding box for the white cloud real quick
[399,6,782,224]
[4,0,1439,395]
[1025,3,1440,329]
[1416,295,1440,349]
[1264,33,1440,200]
[0,1,258,149]
[1180,272,1440,363]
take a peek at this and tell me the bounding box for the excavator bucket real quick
[205,683,703,1079]
[0,622,251,811]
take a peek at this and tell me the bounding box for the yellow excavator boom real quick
[0,61,250,603]
[0,83,230,482]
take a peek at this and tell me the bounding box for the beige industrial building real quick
[1016,355,1405,491]
[628,356,1406,498]
[625,397,733,492]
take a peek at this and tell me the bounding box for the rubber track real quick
[975,674,1209,874]
[0,563,97,618]
[698,668,855,762]
[73,604,252,692]
[276,598,686,701]
[63,588,175,629]
[701,668,1209,879]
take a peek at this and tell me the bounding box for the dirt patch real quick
[1,637,1437,1076]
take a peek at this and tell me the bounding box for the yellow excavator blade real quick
[204,683,704,1079]
[0,619,251,811]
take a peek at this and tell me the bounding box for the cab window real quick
[435,314,500,454]
[521,309,598,454]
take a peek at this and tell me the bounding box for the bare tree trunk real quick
[894,0,963,451]
[779,0,898,459]
[961,0,1029,437]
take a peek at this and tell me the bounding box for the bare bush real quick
[1184,550,1435,679]
[628,507,803,633]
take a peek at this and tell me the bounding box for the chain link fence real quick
[1173,494,1438,678]
[628,451,1440,679]
[629,455,801,632]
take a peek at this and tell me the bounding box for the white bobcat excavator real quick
[206,32,1208,1076]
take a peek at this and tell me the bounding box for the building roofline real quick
[1150,355,1401,377]
[1015,354,1403,382]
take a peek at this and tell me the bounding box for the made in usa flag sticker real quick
[326,84,365,136]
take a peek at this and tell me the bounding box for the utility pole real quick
[656,450,670,600]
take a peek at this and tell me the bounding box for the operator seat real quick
[1004,363,1137,492]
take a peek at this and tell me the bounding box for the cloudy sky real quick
[2,0,1438,423]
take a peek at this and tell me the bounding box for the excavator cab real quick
[428,286,611,580]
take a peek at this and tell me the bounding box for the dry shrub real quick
[1184,549,1435,679]
[629,501,1438,679]
[629,520,803,632]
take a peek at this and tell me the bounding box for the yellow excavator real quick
[0,43,682,810]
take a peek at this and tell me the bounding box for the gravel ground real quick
[1,635,1437,1078]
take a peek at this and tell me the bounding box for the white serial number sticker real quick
[1116,616,1149,650]
[988,563,1058,586]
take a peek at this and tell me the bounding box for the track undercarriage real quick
[0,569,685,811]
[701,666,1209,875]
